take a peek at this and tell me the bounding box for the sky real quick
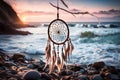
[5,0,120,22]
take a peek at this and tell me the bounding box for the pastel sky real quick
[5,0,120,22]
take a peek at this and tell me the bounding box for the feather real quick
[49,47,56,74]
[44,39,51,70]
[69,39,74,54]
[46,41,51,61]
[60,0,69,8]
[61,47,65,69]
[56,56,61,73]
[63,44,68,61]
[49,54,56,74]
[62,46,66,61]
[66,40,70,60]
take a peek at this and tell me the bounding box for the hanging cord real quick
[57,0,59,19]
[57,45,59,56]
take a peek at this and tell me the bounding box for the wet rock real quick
[17,58,25,63]
[27,64,35,69]
[9,70,17,74]
[68,65,83,72]
[17,67,29,72]
[88,70,99,75]
[4,62,17,67]
[8,77,17,80]
[37,66,43,72]
[92,74,103,80]
[79,69,86,74]
[12,54,25,62]
[12,75,22,80]
[23,70,41,80]
[87,66,99,75]
[0,50,6,57]
[67,70,73,75]
[104,73,112,80]
[33,60,45,68]
[107,66,118,74]
[59,70,73,76]
[41,72,51,80]
[62,76,71,80]
[50,72,59,79]
[0,70,7,78]
[78,75,88,80]
[0,56,5,66]
[111,74,120,80]
[92,62,105,70]
[0,66,5,70]
[59,70,67,75]
[109,24,119,28]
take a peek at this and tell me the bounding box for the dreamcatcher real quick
[44,0,74,74]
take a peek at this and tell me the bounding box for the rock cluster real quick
[0,50,120,80]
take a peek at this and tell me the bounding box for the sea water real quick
[0,22,120,68]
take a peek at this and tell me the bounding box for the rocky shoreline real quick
[0,50,120,80]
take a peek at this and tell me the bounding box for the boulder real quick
[23,70,41,80]
[111,74,120,80]
[41,72,51,80]
[68,65,83,72]
[12,54,25,62]
[107,66,118,74]
[78,75,88,80]
[92,62,105,70]
[92,74,103,80]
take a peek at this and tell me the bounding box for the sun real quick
[18,14,27,23]
[21,16,27,23]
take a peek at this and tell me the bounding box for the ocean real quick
[0,22,120,68]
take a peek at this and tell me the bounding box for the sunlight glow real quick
[19,15,27,23]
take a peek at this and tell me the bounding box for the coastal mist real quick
[0,22,120,68]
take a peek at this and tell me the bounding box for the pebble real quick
[92,61,105,70]
[8,77,17,80]
[92,74,103,80]
[78,75,88,80]
[12,54,25,62]
[27,64,35,69]
[23,70,41,80]
[111,74,120,80]
[0,51,120,80]
[41,72,51,80]
[68,65,83,72]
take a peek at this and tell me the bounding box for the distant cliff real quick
[0,0,30,35]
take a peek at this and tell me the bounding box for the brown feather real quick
[63,44,68,61]
[62,47,66,61]
[69,39,74,54]
[61,47,65,69]
[66,40,70,60]
[57,56,61,73]
[49,45,57,73]
[44,39,51,70]
[49,54,56,74]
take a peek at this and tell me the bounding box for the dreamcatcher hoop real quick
[48,19,69,45]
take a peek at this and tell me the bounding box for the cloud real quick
[70,8,81,12]
[92,9,120,21]
[20,11,55,16]
[93,9,120,15]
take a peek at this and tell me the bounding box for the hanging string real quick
[57,0,59,19]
